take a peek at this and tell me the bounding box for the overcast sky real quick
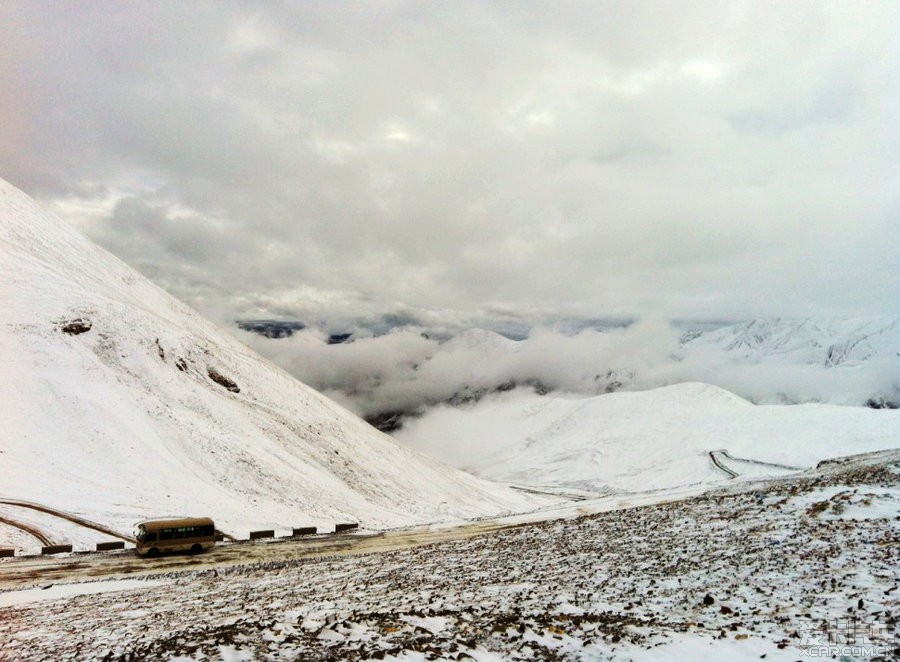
[2,1,898,325]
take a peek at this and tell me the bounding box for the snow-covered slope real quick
[0,177,539,545]
[396,382,900,493]
[677,317,900,405]
[681,317,899,367]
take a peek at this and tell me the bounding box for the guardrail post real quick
[334,522,359,533]
[96,541,126,552]
[292,526,317,536]
[0,547,14,558]
[41,544,73,555]
[248,529,275,540]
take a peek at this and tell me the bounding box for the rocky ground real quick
[1,452,898,661]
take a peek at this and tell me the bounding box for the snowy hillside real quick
[396,382,900,493]
[0,178,539,548]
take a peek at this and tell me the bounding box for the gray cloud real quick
[1,1,898,323]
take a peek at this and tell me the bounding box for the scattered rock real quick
[207,366,240,393]
[59,318,92,335]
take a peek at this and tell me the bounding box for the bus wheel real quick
[190,544,203,555]
[147,547,160,558]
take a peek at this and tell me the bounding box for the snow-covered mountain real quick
[681,317,899,367]
[0,177,539,546]
[395,382,900,493]
[675,317,899,407]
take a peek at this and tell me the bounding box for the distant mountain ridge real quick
[236,319,307,339]
[681,317,899,367]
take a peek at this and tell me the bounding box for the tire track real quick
[0,498,134,543]
[0,515,55,546]
[510,485,591,501]
[708,450,738,478]
[716,450,803,471]
[709,449,804,479]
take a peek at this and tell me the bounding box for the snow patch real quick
[0,578,167,608]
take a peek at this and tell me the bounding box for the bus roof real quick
[135,517,215,531]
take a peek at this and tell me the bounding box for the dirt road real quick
[0,475,762,591]
[0,517,541,591]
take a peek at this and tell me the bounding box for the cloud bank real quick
[2,2,898,324]
[238,317,900,424]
